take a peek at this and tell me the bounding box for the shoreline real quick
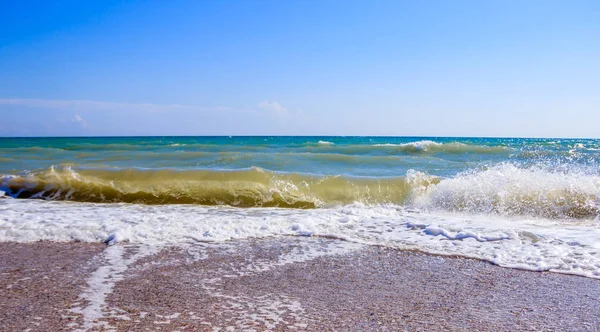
[1,238,599,331]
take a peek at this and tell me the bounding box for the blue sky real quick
[1,0,599,137]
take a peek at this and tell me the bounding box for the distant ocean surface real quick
[1,136,600,278]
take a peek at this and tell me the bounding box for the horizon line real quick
[0,135,598,140]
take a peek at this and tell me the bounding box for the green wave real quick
[2,164,599,219]
[0,166,415,207]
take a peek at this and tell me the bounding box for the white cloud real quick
[257,100,287,113]
[0,98,224,113]
[72,114,88,128]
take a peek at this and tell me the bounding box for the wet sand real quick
[1,238,599,331]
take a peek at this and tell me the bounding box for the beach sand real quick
[1,237,599,331]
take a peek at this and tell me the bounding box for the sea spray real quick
[2,163,600,219]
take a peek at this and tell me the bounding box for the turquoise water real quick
[2,136,599,177]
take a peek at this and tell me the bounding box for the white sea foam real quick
[372,143,397,147]
[409,163,600,218]
[69,244,159,331]
[195,239,359,329]
[1,199,600,278]
[317,140,334,145]
[373,140,441,150]
[372,140,509,155]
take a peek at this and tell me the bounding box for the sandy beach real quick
[4,0,600,329]
[1,237,599,331]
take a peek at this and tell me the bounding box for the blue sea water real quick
[1,136,599,178]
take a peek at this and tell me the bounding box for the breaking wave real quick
[0,166,411,208]
[373,140,509,154]
[2,163,600,219]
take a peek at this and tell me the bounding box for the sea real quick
[1,136,600,278]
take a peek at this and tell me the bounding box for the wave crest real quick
[2,164,600,219]
[0,166,409,208]
[411,164,600,219]
[374,140,508,154]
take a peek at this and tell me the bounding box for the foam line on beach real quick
[69,244,160,331]
[196,239,361,329]
[2,199,600,279]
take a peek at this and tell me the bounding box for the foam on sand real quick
[1,198,599,279]
[69,244,159,331]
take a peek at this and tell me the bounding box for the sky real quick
[0,0,599,137]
